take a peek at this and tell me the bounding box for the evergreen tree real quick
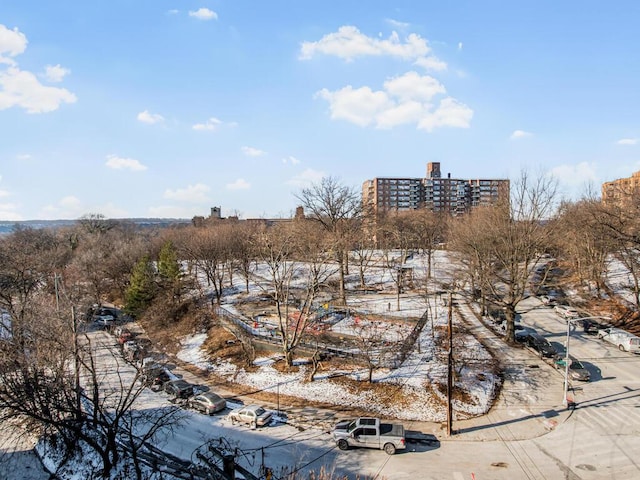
[124,255,156,318]
[158,240,181,285]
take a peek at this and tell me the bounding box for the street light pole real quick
[563,315,610,407]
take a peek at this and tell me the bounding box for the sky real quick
[1,1,640,221]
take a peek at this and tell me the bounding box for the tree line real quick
[2,173,640,477]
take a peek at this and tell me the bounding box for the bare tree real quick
[296,176,362,305]
[586,187,640,306]
[253,221,335,367]
[0,313,185,479]
[350,317,395,383]
[180,225,234,306]
[449,171,558,343]
[554,199,613,296]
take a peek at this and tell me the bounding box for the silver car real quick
[187,392,227,415]
[228,405,272,428]
[555,356,590,381]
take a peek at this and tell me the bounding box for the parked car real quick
[163,379,195,399]
[598,327,640,353]
[539,295,557,306]
[522,332,558,358]
[122,340,142,361]
[117,330,133,344]
[581,319,610,335]
[93,313,116,328]
[142,366,172,390]
[228,405,272,428]
[187,392,227,415]
[554,304,580,319]
[514,328,536,343]
[554,356,590,381]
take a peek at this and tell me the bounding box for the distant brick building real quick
[362,162,509,216]
[602,171,640,207]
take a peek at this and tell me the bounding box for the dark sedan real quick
[520,332,558,358]
[163,379,195,399]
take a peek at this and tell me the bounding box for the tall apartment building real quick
[362,162,509,216]
[602,170,640,207]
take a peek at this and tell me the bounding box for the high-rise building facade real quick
[602,171,640,207]
[363,162,509,216]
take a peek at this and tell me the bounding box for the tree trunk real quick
[504,304,517,344]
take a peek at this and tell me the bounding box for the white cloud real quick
[0,203,22,221]
[286,168,325,188]
[548,162,598,188]
[316,72,471,131]
[510,130,533,140]
[0,189,9,198]
[0,66,77,113]
[38,196,84,220]
[317,85,392,127]
[0,26,76,113]
[417,97,473,132]
[189,8,217,20]
[241,146,266,157]
[226,178,251,190]
[163,183,210,203]
[137,110,164,124]
[386,19,410,29]
[384,71,445,102]
[0,25,27,64]
[192,117,222,131]
[616,138,637,145]
[301,25,447,72]
[16,153,31,160]
[105,154,147,171]
[300,26,431,62]
[59,195,82,209]
[167,9,179,15]
[282,156,301,165]
[375,100,424,129]
[458,42,463,51]
[413,56,447,71]
[43,64,70,82]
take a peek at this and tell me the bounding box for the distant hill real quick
[0,218,192,235]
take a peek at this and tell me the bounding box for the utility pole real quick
[54,273,60,312]
[71,306,81,419]
[446,291,453,436]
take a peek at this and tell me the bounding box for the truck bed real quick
[380,423,404,437]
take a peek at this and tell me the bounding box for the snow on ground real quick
[605,255,640,306]
[178,250,497,422]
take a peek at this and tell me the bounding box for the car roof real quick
[168,379,191,386]
[241,404,265,412]
[197,392,223,400]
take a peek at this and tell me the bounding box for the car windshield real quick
[254,407,266,416]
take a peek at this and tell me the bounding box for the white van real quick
[598,327,640,353]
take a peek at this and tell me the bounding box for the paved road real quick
[4,297,639,479]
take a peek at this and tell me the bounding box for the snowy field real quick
[178,250,497,422]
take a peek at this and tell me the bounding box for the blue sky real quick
[1,1,640,221]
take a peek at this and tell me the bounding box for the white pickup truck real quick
[598,327,640,353]
[333,417,406,455]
